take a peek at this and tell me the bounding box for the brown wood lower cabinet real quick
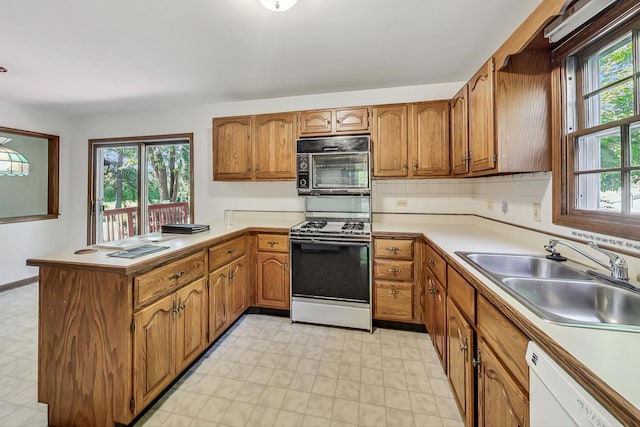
[425,272,447,367]
[447,298,475,427]
[208,255,248,343]
[477,338,529,427]
[133,278,207,411]
[256,233,290,309]
[257,252,290,309]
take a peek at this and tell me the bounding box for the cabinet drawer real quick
[134,252,205,309]
[477,295,529,388]
[374,238,414,259]
[448,266,476,324]
[257,234,289,252]
[209,236,246,271]
[426,245,447,284]
[374,259,413,281]
[374,281,413,321]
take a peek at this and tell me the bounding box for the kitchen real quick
[2,0,640,426]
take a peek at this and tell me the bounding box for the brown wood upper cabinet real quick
[372,101,450,178]
[213,113,297,181]
[299,107,369,136]
[450,85,469,176]
[457,51,551,176]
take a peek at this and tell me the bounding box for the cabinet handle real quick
[413,160,418,172]
[227,248,235,254]
[336,118,341,124]
[284,263,288,269]
[387,268,401,273]
[255,165,260,173]
[267,240,279,247]
[247,165,252,173]
[386,247,400,253]
[386,289,400,295]
[473,350,482,375]
[428,259,436,266]
[402,161,408,171]
[172,300,178,319]
[169,271,184,280]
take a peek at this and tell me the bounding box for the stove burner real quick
[342,221,364,231]
[301,220,327,229]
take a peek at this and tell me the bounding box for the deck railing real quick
[102,202,190,242]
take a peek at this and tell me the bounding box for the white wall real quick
[0,101,74,285]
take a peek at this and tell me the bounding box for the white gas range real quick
[289,196,372,331]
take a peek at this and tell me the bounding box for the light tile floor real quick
[0,283,463,426]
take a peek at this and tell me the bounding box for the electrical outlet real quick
[501,200,509,214]
[396,199,407,208]
[532,203,542,222]
[487,201,494,211]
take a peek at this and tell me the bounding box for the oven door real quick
[310,152,370,194]
[290,239,370,303]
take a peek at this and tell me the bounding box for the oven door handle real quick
[290,239,370,247]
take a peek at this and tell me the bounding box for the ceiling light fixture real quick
[258,0,297,12]
[0,137,30,176]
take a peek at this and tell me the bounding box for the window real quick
[553,3,640,239]
[88,134,194,244]
[0,126,59,224]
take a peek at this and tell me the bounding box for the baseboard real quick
[0,276,37,293]
[373,319,428,333]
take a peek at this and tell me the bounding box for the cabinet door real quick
[411,101,450,177]
[335,107,369,133]
[477,338,529,427]
[433,279,447,370]
[213,116,253,180]
[468,59,496,173]
[209,265,228,341]
[257,252,290,309]
[175,278,208,372]
[134,295,175,410]
[450,85,469,175]
[372,104,408,177]
[300,110,333,135]
[228,255,248,320]
[254,113,297,179]
[424,274,436,335]
[447,299,475,427]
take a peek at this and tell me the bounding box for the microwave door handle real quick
[323,147,339,152]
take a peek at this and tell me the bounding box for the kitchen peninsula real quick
[27,213,640,426]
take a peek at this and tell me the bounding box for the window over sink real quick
[553,2,640,240]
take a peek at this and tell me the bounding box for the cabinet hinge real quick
[491,60,495,72]
[206,279,210,289]
[130,398,135,412]
[207,332,210,342]
[448,104,451,112]
[492,153,497,163]
[130,321,135,334]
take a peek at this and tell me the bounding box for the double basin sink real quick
[456,252,640,332]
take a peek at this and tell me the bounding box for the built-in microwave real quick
[296,135,370,195]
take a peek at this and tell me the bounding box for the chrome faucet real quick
[544,239,629,282]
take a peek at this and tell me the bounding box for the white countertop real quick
[373,213,640,412]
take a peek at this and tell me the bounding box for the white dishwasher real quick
[526,341,622,427]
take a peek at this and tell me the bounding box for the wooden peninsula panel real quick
[38,267,132,427]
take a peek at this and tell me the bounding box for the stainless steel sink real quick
[462,253,591,280]
[456,252,640,332]
[501,278,640,329]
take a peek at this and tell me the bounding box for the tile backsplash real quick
[372,172,552,230]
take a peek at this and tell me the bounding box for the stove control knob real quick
[299,178,307,187]
[299,160,308,170]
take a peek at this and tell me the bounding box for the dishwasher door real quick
[526,341,622,427]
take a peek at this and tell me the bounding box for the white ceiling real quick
[1,0,542,115]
